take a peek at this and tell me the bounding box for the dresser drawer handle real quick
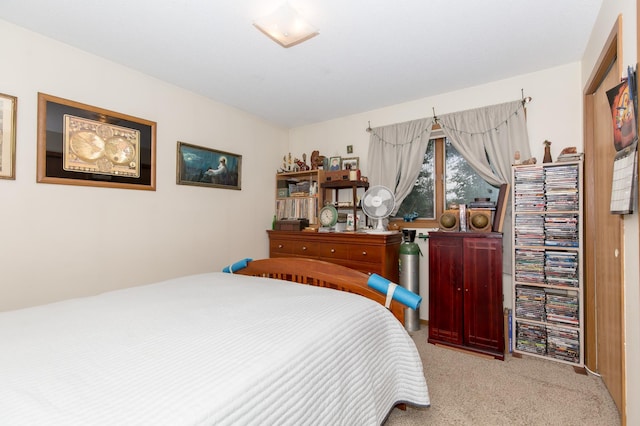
[362,251,367,256]
[330,248,335,253]
[302,246,307,251]
[278,244,283,249]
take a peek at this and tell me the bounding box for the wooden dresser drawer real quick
[270,239,293,255]
[316,243,349,260]
[348,245,384,264]
[290,240,318,257]
[267,230,401,282]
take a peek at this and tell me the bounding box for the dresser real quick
[428,232,504,359]
[267,230,402,282]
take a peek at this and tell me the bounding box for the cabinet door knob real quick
[362,251,367,256]
[278,244,283,249]
[457,288,461,291]
[331,248,335,253]
[302,246,307,251]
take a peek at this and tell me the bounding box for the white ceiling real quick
[0,0,603,128]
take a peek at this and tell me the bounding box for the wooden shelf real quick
[320,180,369,229]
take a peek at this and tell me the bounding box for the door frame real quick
[582,14,626,423]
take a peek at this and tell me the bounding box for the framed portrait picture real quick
[37,93,156,190]
[0,93,17,180]
[341,157,359,170]
[328,156,341,171]
[177,142,242,190]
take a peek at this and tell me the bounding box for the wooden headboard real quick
[235,257,405,324]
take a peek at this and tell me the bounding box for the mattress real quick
[0,272,429,425]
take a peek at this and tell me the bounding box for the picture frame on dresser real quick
[329,156,341,171]
[341,157,359,170]
[176,142,241,190]
[0,92,17,180]
[36,93,157,190]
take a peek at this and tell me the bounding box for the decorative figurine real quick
[543,140,552,163]
[310,150,326,170]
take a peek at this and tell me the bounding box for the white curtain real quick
[367,117,434,214]
[438,100,531,185]
[438,100,531,274]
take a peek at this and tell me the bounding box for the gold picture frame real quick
[0,92,17,180]
[37,93,156,190]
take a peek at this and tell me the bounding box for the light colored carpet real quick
[385,327,621,425]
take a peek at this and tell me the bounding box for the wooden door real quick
[463,235,504,357]
[428,235,463,345]
[583,18,625,415]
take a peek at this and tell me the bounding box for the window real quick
[394,137,498,227]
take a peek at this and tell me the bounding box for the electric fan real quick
[361,185,396,234]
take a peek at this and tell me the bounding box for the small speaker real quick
[438,210,460,232]
[468,209,492,232]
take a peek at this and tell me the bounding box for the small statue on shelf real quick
[294,153,310,171]
[514,151,522,165]
[310,150,326,170]
[543,140,552,163]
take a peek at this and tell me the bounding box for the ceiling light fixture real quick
[253,3,319,48]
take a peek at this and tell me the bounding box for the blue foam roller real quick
[222,258,253,273]
[367,273,422,310]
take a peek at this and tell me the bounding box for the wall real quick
[0,20,287,311]
[290,62,583,173]
[582,1,640,424]
[290,62,584,320]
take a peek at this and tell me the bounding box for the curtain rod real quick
[365,92,533,133]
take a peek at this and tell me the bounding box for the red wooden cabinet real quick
[428,232,504,360]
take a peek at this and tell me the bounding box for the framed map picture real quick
[37,93,156,190]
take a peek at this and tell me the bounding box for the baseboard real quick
[432,343,497,360]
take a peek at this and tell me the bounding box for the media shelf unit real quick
[511,161,584,368]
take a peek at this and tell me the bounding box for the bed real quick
[0,258,429,425]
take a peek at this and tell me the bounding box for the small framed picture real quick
[177,141,241,190]
[328,156,341,171]
[341,157,359,170]
[0,92,17,180]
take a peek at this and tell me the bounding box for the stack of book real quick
[545,165,579,211]
[545,288,579,326]
[275,198,318,224]
[468,199,496,209]
[514,166,545,212]
[516,322,547,355]
[547,326,580,362]
[544,214,579,247]
[556,152,584,163]
[545,250,579,287]
[515,285,546,321]
[514,214,545,246]
[514,248,545,284]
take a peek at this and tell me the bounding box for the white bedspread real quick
[0,272,429,425]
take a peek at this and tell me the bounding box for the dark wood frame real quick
[37,93,156,190]
[176,141,242,190]
[492,183,509,232]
